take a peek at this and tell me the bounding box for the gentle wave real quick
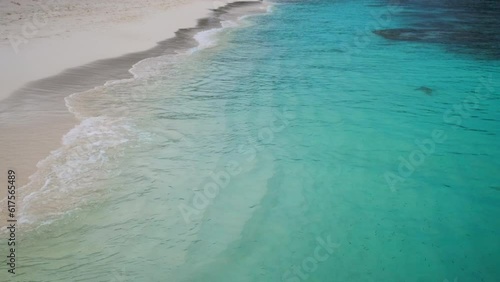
[11,2,269,229]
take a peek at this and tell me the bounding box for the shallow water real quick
[6,0,500,281]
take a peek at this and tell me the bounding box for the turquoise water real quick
[9,0,500,281]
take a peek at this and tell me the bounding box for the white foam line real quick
[14,1,274,228]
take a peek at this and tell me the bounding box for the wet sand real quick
[0,0,263,226]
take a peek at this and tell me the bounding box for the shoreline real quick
[0,0,249,101]
[0,0,267,226]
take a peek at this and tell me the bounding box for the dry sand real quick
[0,0,237,100]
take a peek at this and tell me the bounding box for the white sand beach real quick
[0,0,263,225]
[0,0,241,101]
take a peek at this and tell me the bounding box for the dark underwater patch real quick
[371,0,500,59]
